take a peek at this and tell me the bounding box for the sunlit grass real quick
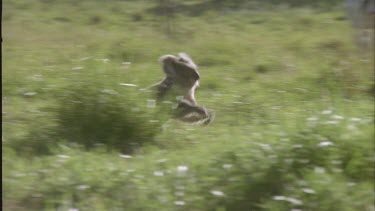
[2,0,374,210]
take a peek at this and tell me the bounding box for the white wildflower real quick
[307,116,318,121]
[318,141,334,147]
[331,115,344,120]
[350,117,361,122]
[257,143,272,150]
[157,159,167,163]
[14,173,27,177]
[292,144,303,148]
[324,120,338,125]
[285,197,303,205]
[321,110,332,115]
[177,166,188,172]
[57,154,70,159]
[210,190,225,196]
[280,138,290,142]
[119,154,132,159]
[273,195,286,200]
[347,182,356,187]
[101,89,118,95]
[314,166,325,174]
[302,188,316,194]
[79,57,91,60]
[153,171,164,177]
[223,164,233,169]
[24,92,37,96]
[119,83,138,87]
[76,185,90,190]
[174,201,185,206]
[31,74,43,81]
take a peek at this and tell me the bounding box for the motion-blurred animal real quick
[151,53,214,125]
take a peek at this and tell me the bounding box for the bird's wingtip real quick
[178,53,198,69]
[159,54,176,63]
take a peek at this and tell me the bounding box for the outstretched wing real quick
[173,59,200,88]
[154,53,200,99]
[160,53,199,83]
[151,53,213,125]
[150,77,173,100]
[178,53,197,69]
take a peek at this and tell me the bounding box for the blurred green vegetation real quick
[2,0,374,210]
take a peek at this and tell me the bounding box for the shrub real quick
[55,80,163,153]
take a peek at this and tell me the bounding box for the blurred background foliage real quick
[2,0,374,210]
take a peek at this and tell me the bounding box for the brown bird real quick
[151,53,214,125]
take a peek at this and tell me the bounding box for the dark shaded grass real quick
[148,0,344,17]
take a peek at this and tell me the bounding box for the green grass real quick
[2,0,374,210]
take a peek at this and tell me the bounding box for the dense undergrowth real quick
[2,0,374,210]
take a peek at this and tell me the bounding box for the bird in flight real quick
[150,53,214,125]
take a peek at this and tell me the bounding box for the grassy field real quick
[2,0,374,210]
